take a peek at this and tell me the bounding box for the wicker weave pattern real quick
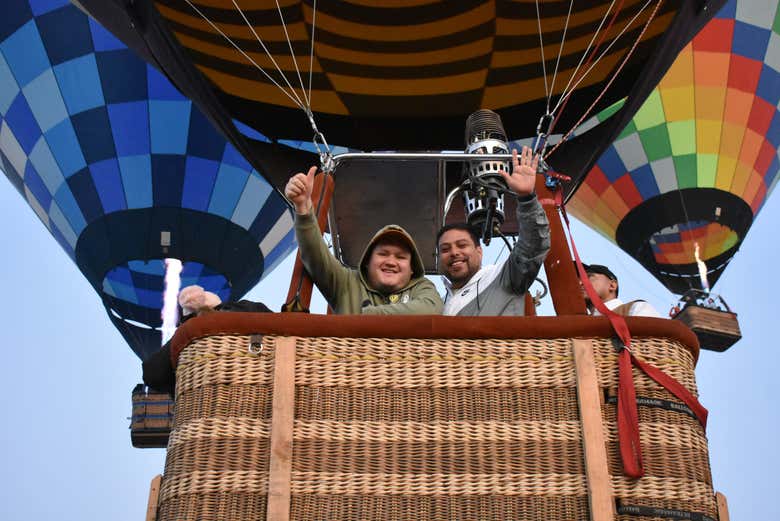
[294,386,580,421]
[158,333,716,521]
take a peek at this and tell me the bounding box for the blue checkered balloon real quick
[0,0,296,359]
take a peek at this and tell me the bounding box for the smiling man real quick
[285,167,443,314]
[437,146,550,316]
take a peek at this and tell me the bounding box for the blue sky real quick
[0,175,778,520]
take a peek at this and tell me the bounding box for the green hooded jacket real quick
[295,212,443,314]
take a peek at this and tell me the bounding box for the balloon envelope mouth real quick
[649,221,739,266]
[101,260,230,312]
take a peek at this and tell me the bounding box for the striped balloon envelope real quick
[0,0,298,358]
[75,0,723,191]
[568,0,780,294]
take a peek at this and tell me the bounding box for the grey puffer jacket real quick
[442,194,550,316]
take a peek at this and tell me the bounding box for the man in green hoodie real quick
[285,167,443,315]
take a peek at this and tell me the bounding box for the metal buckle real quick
[249,334,263,355]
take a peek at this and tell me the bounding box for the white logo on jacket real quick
[442,264,502,315]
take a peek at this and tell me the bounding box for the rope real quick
[548,0,624,137]
[184,0,335,170]
[551,0,649,118]
[308,0,318,102]
[229,0,306,107]
[547,0,576,113]
[550,0,624,122]
[545,0,662,160]
[273,0,310,107]
[182,0,306,111]
[534,0,550,107]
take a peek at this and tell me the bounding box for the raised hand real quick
[284,165,317,214]
[500,146,538,196]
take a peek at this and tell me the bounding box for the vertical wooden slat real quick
[572,338,615,521]
[716,492,730,521]
[145,474,162,521]
[266,336,298,521]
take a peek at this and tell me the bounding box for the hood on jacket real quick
[359,224,426,284]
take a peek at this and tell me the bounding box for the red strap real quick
[555,188,707,478]
[631,354,708,430]
[618,349,643,477]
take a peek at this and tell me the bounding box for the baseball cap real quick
[583,264,618,281]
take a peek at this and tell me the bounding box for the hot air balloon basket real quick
[130,384,174,448]
[156,318,719,521]
[673,306,741,352]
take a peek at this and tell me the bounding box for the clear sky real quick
[0,175,777,520]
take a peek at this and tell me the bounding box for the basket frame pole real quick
[572,338,616,521]
[266,336,298,521]
[145,474,162,521]
[716,492,730,521]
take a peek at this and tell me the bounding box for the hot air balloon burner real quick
[462,137,510,245]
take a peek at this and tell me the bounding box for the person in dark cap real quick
[581,263,661,317]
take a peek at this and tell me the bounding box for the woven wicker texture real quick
[157,333,715,521]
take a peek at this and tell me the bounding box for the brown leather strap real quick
[611,300,643,316]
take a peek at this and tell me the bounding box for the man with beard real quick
[437,146,550,316]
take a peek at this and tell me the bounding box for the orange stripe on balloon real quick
[722,89,753,127]
[744,171,763,209]
[751,183,767,214]
[586,166,612,196]
[695,86,727,121]
[694,52,730,87]
[659,45,694,89]
[739,129,764,174]
[601,185,630,220]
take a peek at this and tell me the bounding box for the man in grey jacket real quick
[437,146,550,316]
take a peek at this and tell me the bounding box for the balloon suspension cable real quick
[546,0,575,113]
[549,0,622,123]
[306,108,334,173]
[272,0,310,107]
[307,0,319,102]
[534,0,550,105]
[533,112,555,153]
[183,0,307,111]
[544,0,660,161]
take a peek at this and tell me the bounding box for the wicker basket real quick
[131,384,174,448]
[155,314,717,521]
[673,306,741,352]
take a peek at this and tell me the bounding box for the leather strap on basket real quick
[554,189,708,478]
